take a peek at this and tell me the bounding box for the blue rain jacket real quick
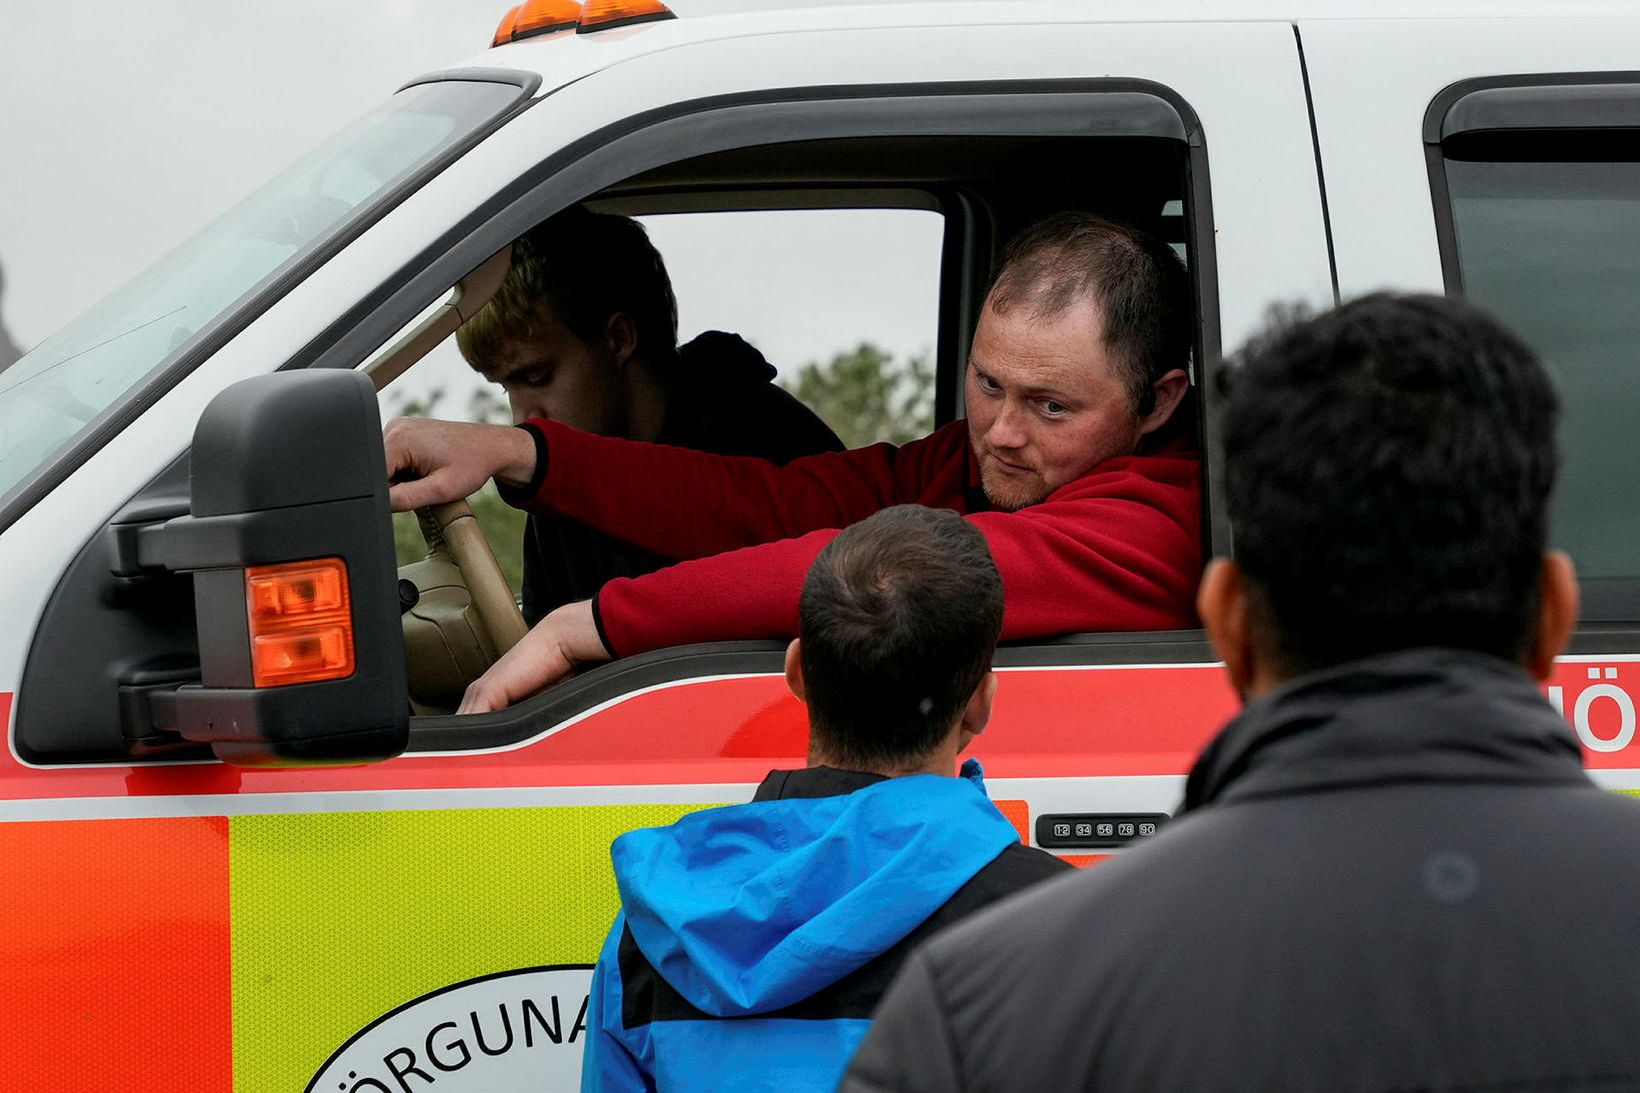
[580,762,1024,1092]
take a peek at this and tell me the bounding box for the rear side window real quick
[1430,81,1640,619]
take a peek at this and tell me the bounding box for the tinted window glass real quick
[1446,148,1640,614]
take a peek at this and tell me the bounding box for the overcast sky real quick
[1,0,939,410]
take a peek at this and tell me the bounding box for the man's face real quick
[479,310,626,436]
[965,298,1146,511]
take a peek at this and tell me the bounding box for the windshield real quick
[0,78,522,508]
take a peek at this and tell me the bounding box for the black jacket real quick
[843,649,1640,1092]
[520,331,842,624]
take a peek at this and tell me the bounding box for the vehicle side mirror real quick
[130,370,408,765]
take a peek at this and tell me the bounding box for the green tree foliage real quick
[390,386,445,420]
[392,483,528,590]
[780,342,934,450]
[467,387,511,426]
[385,386,528,589]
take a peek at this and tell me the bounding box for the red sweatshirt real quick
[513,419,1202,656]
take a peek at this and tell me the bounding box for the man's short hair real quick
[986,212,1192,415]
[799,506,1004,768]
[1223,292,1560,675]
[457,205,679,370]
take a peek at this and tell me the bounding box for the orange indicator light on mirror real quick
[245,559,356,687]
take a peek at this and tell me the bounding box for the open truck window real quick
[374,96,1217,743]
[377,205,946,597]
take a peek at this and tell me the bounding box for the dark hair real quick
[799,506,1004,768]
[1221,292,1560,675]
[457,205,678,368]
[986,212,1192,415]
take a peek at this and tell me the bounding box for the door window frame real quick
[1425,72,1640,643]
[344,79,1225,751]
[46,78,1225,762]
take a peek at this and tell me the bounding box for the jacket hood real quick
[675,329,776,383]
[1183,648,1589,811]
[610,764,1020,1018]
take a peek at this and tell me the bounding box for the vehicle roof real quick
[459,0,1640,94]
[664,0,1638,19]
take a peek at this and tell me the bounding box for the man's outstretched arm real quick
[498,419,968,560]
[382,416,964,552]
[455,451,1202,707]
[594,451,1203,657]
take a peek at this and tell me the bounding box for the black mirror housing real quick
[137,370,408,765]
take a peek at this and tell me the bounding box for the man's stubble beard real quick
[978,467,1048,513]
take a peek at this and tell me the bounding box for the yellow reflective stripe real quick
[230,803,707,1090]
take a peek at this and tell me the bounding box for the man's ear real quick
[1527,550,1580,682]
[604,312,639,367]
[955,671,998,754]
[1138,368,1191,436]
[1198,558,1256,700]
[784,639,806,703]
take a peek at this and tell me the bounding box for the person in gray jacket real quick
[842,293,1640,1092]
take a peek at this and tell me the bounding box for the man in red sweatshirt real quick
[385,212,1202,713]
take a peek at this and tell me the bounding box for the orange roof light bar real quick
[577,0,675,33]
[509,0,582,42]
[491,5,523,46]
[245,558,356,687]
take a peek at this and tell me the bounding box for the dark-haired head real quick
[790,505,1004,773]
[1203,292,1578,692]
[987,212,1192,417]
[458,204,677,370]
[455,205,679,436]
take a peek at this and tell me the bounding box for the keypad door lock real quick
[1036,812,1169,849]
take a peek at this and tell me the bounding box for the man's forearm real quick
[490,424,543,490]
[591,453,1203,659]
[593,530,838,656]
[506,420,904,560]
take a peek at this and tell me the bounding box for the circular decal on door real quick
[306,965,594,1092]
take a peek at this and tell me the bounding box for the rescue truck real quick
[6,1,1640,1087]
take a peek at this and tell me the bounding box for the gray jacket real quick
[842,649,1640,1092]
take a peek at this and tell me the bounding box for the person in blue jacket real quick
[580,504,1071,1092]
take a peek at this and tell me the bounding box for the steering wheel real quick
[416,499,529,657]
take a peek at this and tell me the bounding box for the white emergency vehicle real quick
[4,2,1640,1088]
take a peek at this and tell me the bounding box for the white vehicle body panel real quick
[1303,15,1640,299]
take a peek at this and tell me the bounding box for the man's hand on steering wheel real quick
[457,600,611,714]
[384,418,538,512]
[386,417,603,713]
